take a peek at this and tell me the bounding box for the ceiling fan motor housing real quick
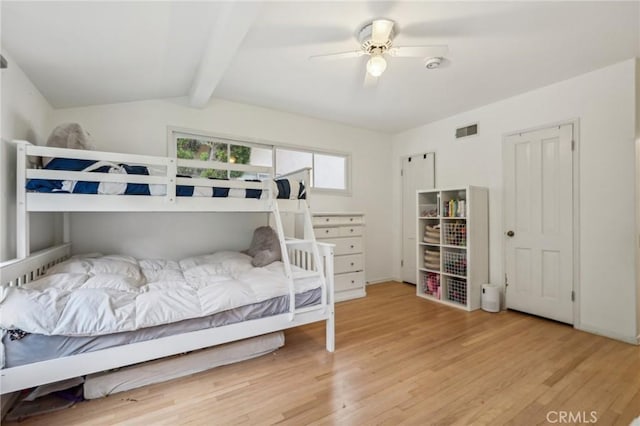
[358,23,394,54]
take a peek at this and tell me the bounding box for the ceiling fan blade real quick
[388,45,449,58]
[363,70,378,88]
[371,19,394,44]
[309,50,365,62]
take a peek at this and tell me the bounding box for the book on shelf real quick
[443,199,466,218]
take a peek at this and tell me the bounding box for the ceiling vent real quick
[455,123,478,139]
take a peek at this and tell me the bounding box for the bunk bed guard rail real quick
[15,140,275,204]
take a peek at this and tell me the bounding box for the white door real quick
[503,124,574,324]
[402,153,435,283]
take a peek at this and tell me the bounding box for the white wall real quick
[0,49,59,262]
[392,59,638,343]
[49,98,393,280]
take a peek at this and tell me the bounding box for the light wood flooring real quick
[4,282,639,425]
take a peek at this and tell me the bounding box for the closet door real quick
[503,124,574,323]
[402,153,435,284]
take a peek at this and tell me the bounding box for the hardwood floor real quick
[5,282,639,425]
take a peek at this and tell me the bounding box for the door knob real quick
[506,230,515,237]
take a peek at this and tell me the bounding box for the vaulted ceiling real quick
[2,1,639,132]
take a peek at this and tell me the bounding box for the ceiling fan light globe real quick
[367,55,387,77]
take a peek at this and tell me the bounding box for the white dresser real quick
[312,212,366,302]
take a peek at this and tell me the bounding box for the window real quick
[313,153,346,190]
[174,134,272,180]
[275,148,349,192]
[171,129,350,193]
[275,149,312,176]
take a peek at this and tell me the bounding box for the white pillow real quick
[46,259,91,275]
[85,258,144,285]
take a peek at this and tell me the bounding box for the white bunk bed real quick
[0,140,335,395]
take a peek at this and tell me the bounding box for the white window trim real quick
[167,126,352,195]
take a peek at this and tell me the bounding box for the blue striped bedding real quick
[26,158,306,200]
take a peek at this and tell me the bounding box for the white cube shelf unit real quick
[416,186,489,311]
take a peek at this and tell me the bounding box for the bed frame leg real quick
[326,308,335,352]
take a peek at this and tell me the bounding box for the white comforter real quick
[0,252,320,337]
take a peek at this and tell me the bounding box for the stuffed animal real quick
[42,123,94,167]
[243,226,282,267]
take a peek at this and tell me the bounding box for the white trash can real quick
[481,284,500,312]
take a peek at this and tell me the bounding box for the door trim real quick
[501,119,581,327]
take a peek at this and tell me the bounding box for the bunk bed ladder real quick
[299,201,328,311]
[271,201,297,320]
[271,201,327,321]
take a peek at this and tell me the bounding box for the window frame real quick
[168,126,352,195]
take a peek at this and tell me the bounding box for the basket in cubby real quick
[423,247,440,270]
[420,203,439,218]
[423,224,440,244]
[445,276,467,305]
[442,250,466,276]
[442,221,466,246]
[421,272,441,299]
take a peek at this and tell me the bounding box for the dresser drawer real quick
[339,216,363,225]
[338,225,363,237]
[323,237,362,255]
[313,215,364,226]
[334,254,364,274]
[335,271,365,292]
[314,227,340,239]
[313,216,341,226]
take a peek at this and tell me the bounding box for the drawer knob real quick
[351,280,355,283]
[350,229,354,232]
[325,230,329,233]
[325,218,329,222]
[350,245,354,249]
[350,262,354,266]
[350,218,354,221]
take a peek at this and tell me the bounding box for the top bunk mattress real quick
[26,158,306,200]
[0,251,322,338]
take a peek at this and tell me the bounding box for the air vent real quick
[455,124,478,139]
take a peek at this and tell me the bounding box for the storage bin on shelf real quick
[421,271,441,299]
[442,221,466,246]
[423,247,440,270]
[445,276,467,305]
[420,203,439,218]
[423,224,440,244]
[442,249,466,276]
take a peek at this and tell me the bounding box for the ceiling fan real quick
[309,19,449,84]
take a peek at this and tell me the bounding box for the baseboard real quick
[387,276,419,285]
[366,278,397,285]
[575,323,639,345]
[335,288,366,302]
